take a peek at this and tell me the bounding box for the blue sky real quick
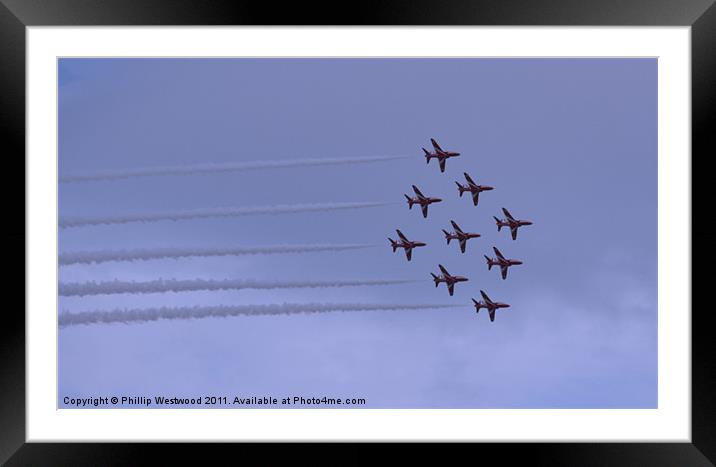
[58,58,657,408]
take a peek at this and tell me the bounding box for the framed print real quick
[2,0,714,464]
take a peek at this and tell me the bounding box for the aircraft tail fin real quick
[456,181,465,196]
[485,255,493,269]
[389,238,397,252]
[423,148,431,163]
[404,194,413,209]
[430,273,440,287]
[494,216,502,231]
[442,229,451,244]
[472,298,480,313]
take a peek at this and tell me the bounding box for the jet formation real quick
[388,138,535,321]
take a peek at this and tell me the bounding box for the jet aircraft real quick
[422,138,460,173]
[388,229,426,261]
[456,172,494,206]
[404,185,442,218]
[472,290,511,322]
[494,207,533,240]
[484,246,523,280]
[442,220,481,253]
[430,264,469,296]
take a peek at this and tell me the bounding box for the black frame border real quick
[2,0,714,464]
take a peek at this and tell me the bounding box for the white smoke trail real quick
[58,303,461,327]
[59,201,390,228]
[58,243,373,266]
[59,278,420,297]
[59,155,409,183]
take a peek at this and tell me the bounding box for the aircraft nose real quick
[505,304,511,308]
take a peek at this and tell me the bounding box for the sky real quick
[58,58,657,408]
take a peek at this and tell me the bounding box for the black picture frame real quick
[1,0,713,464]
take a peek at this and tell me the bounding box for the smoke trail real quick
[60,155,409,183]
[58,303,461,327]
[59,201,390,228]
[59,278,420,297]
[59,243,373,266]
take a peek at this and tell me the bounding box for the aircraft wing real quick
[412,185,425,198]
[464,172,477,186]
[396,229,408,242]
[502,207,516,221]
[405,248,413,261]
[488,308,496,322]
[450,220,462,233]
[493,247,505,260]
[500,265,508,280]
[439,264,450,276]
[472,191,480,206]
[431,138,443,152]
[510,226,518,240]
[421,204,429,218]
[447,283,455,296]
[459,239,467,254]
[480,290,493,304]
[438,158,446,173]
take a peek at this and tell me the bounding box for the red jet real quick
[442,220,481,253]
[430,264,469,296]
[494,207,533,240]
[422,138,460,173]
[404,185,442,218]
[484,246,523,280]
[388,229,427,262]
[472,290,511,322]
[456,172,494,206]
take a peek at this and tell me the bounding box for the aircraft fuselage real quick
[406,196,442,207]
[438,275,468,285]
[487,257,523,268]
[458,184,494,195]
[496,219,533,229]
[397,240,426,250]
[495,217,533,239]
[432,272,469,294]
[423,140,460,172]
[474,302,510,312]
[421,197,442,206]
[426,151,460,161]
[445,231,481,241]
